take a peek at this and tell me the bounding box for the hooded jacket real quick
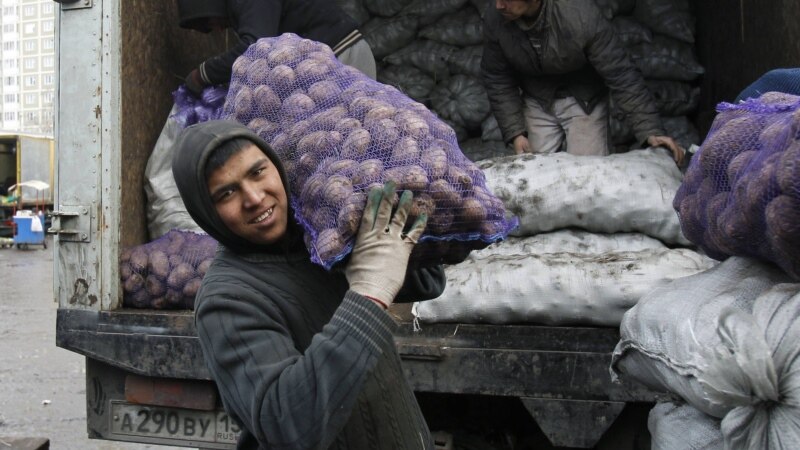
[481,0,664,145]
[172,120,442,449]
[177,0,362,86]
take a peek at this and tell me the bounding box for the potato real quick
[383,165,429,192]
[394,110,430,140]
[246,59,269,85]
[429,178,461,207]
[297,152,320,180]
[232,86,254,118]
[300,173,327,200]
[146,250,170,279]
[349,97,388,119]
[197,259,212,277]
[777,141,800,196]
[758,119,791,151]
[311,206,337,230]
[182,277,203,299]
[351,159,384,186]
[409,193,436,220]
[322,175,353,206]
[699,115,764,177]
[267,45,301,67]
[129,248,148,271]
[677,194,704,244]
[309,106,347,131]
[126,289,150,308]
[744,158,779,211]
[367,118,400,148]
[726,150,756,184]
[308,80,343,105]
[320,158,357,177]
[232,55,252,79]
[145,274,166,297]
[342,128,371,159]
[287,120,312,146]
[120,262,132,280]
[364,105,397,124]
[421,144,449,179]
[334,118,362,135]
[123,272,145,293]
[447,165,474,191]
[718,203,753,249]
[252,39,273,55]
[296,58,333,85]
[281,92,316,122]
[249,118,280,141]
[267,64,297,93]
[165,289,184,308]
[765,195,800,245]
[459,197,488,224]
[314,228,346,262]
[391,136,422,165]
[270,132,290,153]
[428,208,454,234]
[337,193,367,239]
[297,130,340,155]
[253,86,282,117]
[167,263,196,290]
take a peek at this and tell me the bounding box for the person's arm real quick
[480,14,528,148]
[196,285,395,450]
[191,0,284,88]
[394,265,446,303]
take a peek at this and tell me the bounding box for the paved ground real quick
[0,237,183,450]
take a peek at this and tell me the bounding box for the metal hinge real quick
[53,0,93,10]
[48,205,91,242]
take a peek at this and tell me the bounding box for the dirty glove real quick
[184,68,207,97]
[345,182,428,309]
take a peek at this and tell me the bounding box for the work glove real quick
[345,182,428,309]
[184,68,207,97]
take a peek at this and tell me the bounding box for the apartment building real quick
[0,0,55,135]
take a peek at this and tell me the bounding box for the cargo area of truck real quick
[52,0,799,448]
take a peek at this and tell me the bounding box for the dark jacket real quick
[179,0,361,86]
[481,0,664,144]
[172,120,444,449]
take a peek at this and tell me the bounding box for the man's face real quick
[207,143,289,246]
[495,0,541,21]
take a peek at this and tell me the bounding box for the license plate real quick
[110,401,241,444]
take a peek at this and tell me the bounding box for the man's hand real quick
[647,135,685,166]
[512,134,532,155]
[184,68,207,97]
[345,182,428,309]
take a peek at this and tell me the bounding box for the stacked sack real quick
[339,0,703,161]
[413,149,716,326]
[611,257,800,449]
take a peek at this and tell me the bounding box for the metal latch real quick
[48,205,91,242]
[53,0,93,10]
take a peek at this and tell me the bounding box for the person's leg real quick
[523,96,565,154]
[556,97,609,156]
[336,39,377,79]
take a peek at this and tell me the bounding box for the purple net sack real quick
[171,85,228,128]
[120,230,218,309]
[674,92,800,279]
[220,33,517,269]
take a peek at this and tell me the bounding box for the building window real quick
[4,59,16,69]
[42,20,53,33]
[42,56,53,68]
[42,3,54,14]
[25,75,36,87]
[4,94,15,103]
[23,23,36,34]
[25,111,38,123]
[5,76,15,86]
[24,57,36,69]
[23,5,35,17]
[3,23,16,33]
[4,112,16,121]
[25,93,36,105]
[3,6,17,16]
[4,41,16,51]
[24,40,35,51]
[43,38,54,50]
[43,75,53,86]
[43,92,54,104]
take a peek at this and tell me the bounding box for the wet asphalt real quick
[0,237,184,450]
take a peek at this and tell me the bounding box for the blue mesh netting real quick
[121,230,218,309]
[673,92,800,279]
[219,33,517,269]
[172,85,227,128]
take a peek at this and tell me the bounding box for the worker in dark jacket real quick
[176,0,376,95]
[481,0,684,164]
[171,120,442,449]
